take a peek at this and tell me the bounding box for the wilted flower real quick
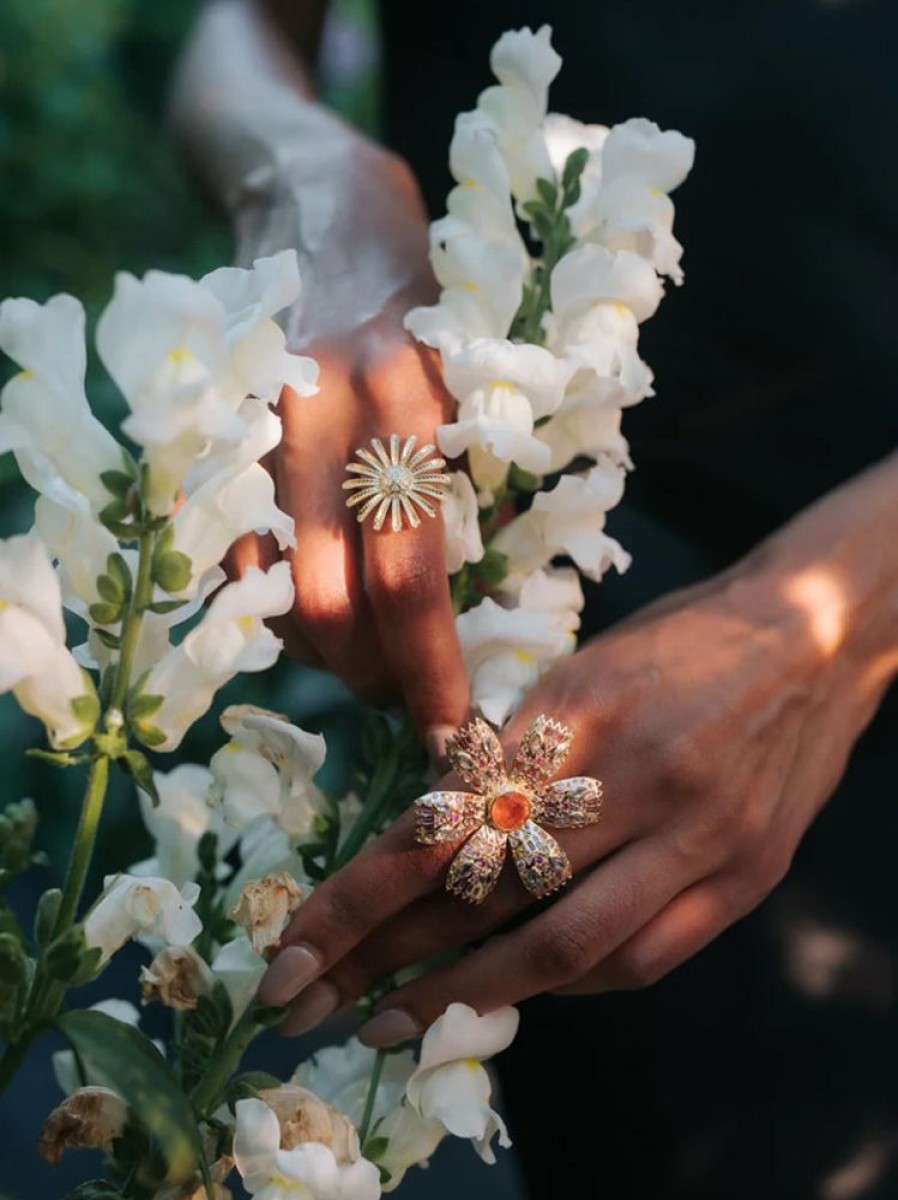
[229,872,305,957]
[38,1086,128,1164]
[233,1097,381,1200]
[259,1085,359,1161]
[140,945,214,1011]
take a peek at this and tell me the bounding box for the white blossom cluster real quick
[408,25,694,724]
[0,251,312,750]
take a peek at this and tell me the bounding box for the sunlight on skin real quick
[783,568,849,657]
[821,1131,898,1200]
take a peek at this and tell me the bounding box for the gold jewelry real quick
[414,715,603,904]
[343,434,450,532]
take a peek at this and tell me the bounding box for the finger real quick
[355,834,694,1046]
[276,375,393,700]
[359,435,468,745]
[554,873,748,995]
[260,763,635,1014]
[293,790,640,1016]
[223,530,280,580]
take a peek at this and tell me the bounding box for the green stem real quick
[190,1006,260,1119]
[52,754,110,936]
[359,1049,386,1148]
[110,527,156,713]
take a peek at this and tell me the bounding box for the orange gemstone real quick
[489,789,531,832]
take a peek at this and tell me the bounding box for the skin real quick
[172,3,898,1040]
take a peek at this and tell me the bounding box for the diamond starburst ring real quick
[414,715,603,904]
[343,434,451,533]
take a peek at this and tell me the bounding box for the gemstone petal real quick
[508,715,574,787]
[414,792,485,844]
[536,776,603,828]
[446,826,507,904]
[446,719,506,790]
[508,821,572,899]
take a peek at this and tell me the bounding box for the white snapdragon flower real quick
[0,294,125,513]
[0,532,98,748]
[33,487,121,612]
[211,934,267,1025]
[142,563,294,751]
[83,874,202,963]
[477,26,561,203]
[535,374,635,474]
[129,763,237,888]
[591,118,695,283]
[209,705,327,840]
[550,243,664,337]
[405,233,527,352]
[373,1002,517,1189]
[438,338,574,500]
[171,463,294,598]
[432,112,520,244]
[456,595,575,725]
[442,472,485,574]
[543,113,608,236]
[233,1097,381,1200]
[494,464,631,584]
[96,252,317,514]
[501,566,585,633]
[297,1042,416,1131]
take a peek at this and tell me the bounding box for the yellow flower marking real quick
[167,346,192,365]
[489,379,516,392]
[237,615,256,633]
[460,178,479,189]
[17,370,35,381]
[513,649,536,666]
[461,281,480,293]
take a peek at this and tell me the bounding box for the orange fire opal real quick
[489,789,532,831]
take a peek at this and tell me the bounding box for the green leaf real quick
[67,945,103,987]
[56,1010,204,1185]
[128,692,163,721]
[44,927,89,982]
[106,552,133,595]
[96,573,123,605]
[34,888,62,947]
[134,724,167,749]
[363,1134,389,1162]
[88,600,122,626]
[0,932,28,988]
[70,690,101,728]
[98,499,128,527]
[93,627,121,650]
[100,470,135,500]
[118,750,159,805]
[25,747,86,769]
[536,176,558,209]
[562,146,590,193]
[508,463,543,493]
[476,547,510,588]
[146,598,188,615]
[227,1070,283,1103]
[152,550,192,594]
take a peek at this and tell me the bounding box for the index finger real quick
[257,808,456,1006]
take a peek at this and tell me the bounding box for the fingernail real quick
[358,1008,422,1049]
[279,981,341,1036]
[425,725,456,774]
[258,943,322,1006]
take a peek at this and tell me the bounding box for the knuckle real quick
[529,922,595,984]
[293,584,351,640]
[370,551,442,608]
[612,952,668,991]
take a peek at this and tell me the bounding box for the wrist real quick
[743,453,898,694]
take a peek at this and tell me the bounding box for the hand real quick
[229,138,469,748]
[259,531,892,1042]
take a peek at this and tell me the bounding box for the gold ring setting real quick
[414,715,603,905]
[343,434,450,532]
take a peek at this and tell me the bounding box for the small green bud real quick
[34,888,63,947]
[151,551,192,594]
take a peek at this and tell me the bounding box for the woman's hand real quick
[171,0,470,748]
[258,455,898,1040]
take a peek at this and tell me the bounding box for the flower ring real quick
[343,434,451,532]
[414,715,603,904]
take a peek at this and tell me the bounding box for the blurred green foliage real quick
[0,0,379,886]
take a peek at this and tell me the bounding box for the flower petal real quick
[414,792,485,844]
[446,826,507,904]
[508,715,574,787]
[537,776,604,828]
[446,718,506,790]
[508,821,572,899]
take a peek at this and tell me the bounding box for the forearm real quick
[749,451,898,696]
[168,0,432,344]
